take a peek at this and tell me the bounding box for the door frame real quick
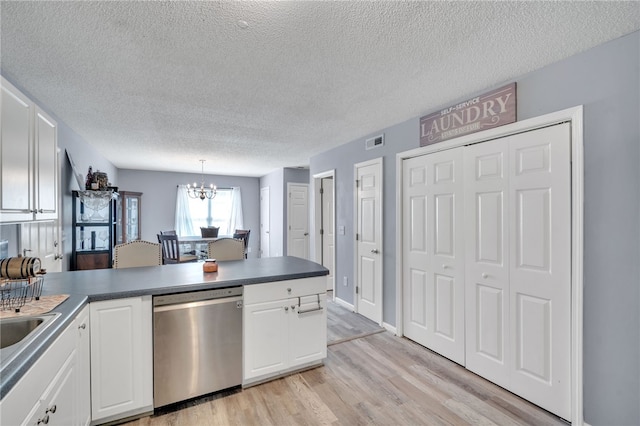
[313,170,336,294]
[395,106,584,424]
[353,157,383,325]
[260,186,270,258]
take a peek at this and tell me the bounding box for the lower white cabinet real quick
[0,305,90,426]
[75,306,91,425]
[244,277,327,384]
[90,296,153,424]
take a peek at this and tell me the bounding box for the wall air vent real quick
[365,134,384,150]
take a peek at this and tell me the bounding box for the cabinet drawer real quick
[244,276,326,305]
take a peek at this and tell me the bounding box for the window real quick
[175,186,243,236]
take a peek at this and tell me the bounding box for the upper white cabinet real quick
[1,77,58,222]
[34,105,58,220]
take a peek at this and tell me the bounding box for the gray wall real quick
[117,169,260,258]
[310,31,640,425]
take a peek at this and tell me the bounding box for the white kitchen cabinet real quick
[33,105,58,220]
[0,306,90,426]
[75,306,91,426]
[0,76,58,223]
[244,299,290,379]
[243,277,327,384]
[90,296,153,424]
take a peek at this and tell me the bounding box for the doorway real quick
[287,183,309,259]
[260,187,270,258]
[313,170,336,292]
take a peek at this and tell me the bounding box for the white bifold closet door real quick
[464,123,571,420]
[402,148,465,365]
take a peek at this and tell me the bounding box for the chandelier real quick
[187,160,217,200]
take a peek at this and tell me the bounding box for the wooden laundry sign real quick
[420,83,516,146]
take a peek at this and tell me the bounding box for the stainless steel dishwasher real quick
[153,287,243,408]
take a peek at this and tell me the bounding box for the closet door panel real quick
[508,123,571,420]
[403,157,430,340]
[403,149,465,365]
[464,140,510,388]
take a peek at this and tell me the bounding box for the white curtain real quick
[174,185,243,236]
[227,187,244,233]
[175,185,196,236]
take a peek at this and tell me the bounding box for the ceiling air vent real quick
[365,134,384,150]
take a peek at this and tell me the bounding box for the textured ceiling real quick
[1,1,639,177]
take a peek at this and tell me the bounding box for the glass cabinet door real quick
[120,191,142,243]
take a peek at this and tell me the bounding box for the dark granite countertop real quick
[1,256,328,399]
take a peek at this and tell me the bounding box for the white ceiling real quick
[2,1,639,177]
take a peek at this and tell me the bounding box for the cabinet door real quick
[90,296,153,423]
[34,106,57,219]
[1,77,33,221]
[75,306,91,426]
[43,351,77,426]
[402,148,466,365]
[289,294,327,367]
[243,299,289,381]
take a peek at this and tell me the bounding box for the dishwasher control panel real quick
[153,286,243,307]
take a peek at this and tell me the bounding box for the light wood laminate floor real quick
[326,292,385,345]
[124,297,566,426]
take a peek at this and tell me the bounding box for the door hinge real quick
[356,233,359,241]
[355,179,359,188]
[320,228,324,235]
[319,187,324,194]
[356,286,359,294]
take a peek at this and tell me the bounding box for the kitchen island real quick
[0,256,329,425]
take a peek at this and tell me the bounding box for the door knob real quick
[371,249,379,254]
[482,273,488,279]
[304,233,309,236]
[442,264,449,269]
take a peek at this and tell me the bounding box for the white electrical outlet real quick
[343,276,348,287]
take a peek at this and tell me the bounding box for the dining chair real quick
[157,234,198,264]
[200,226,220,238]
[207,238,245,261]
[113,240,162,268]
[160,230,177,235]
[233,229,250,258]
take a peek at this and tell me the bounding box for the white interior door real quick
[355,158,382,324]
[260,187,270,258]
[464,138,510,388]
[464,123,571,420]
[287,183,309,259]
[402,149,465,365]
[321,177,335,291]
[507,123,571,420]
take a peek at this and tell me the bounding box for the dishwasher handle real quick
[154,295,243,313]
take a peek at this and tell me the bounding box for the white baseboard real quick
[382,322,397,335]
[333,297,354,311]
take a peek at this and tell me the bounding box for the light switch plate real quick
[338,226,345,235]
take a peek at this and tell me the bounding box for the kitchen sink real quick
[0,313,60,368]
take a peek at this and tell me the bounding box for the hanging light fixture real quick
[187,160,217,200]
